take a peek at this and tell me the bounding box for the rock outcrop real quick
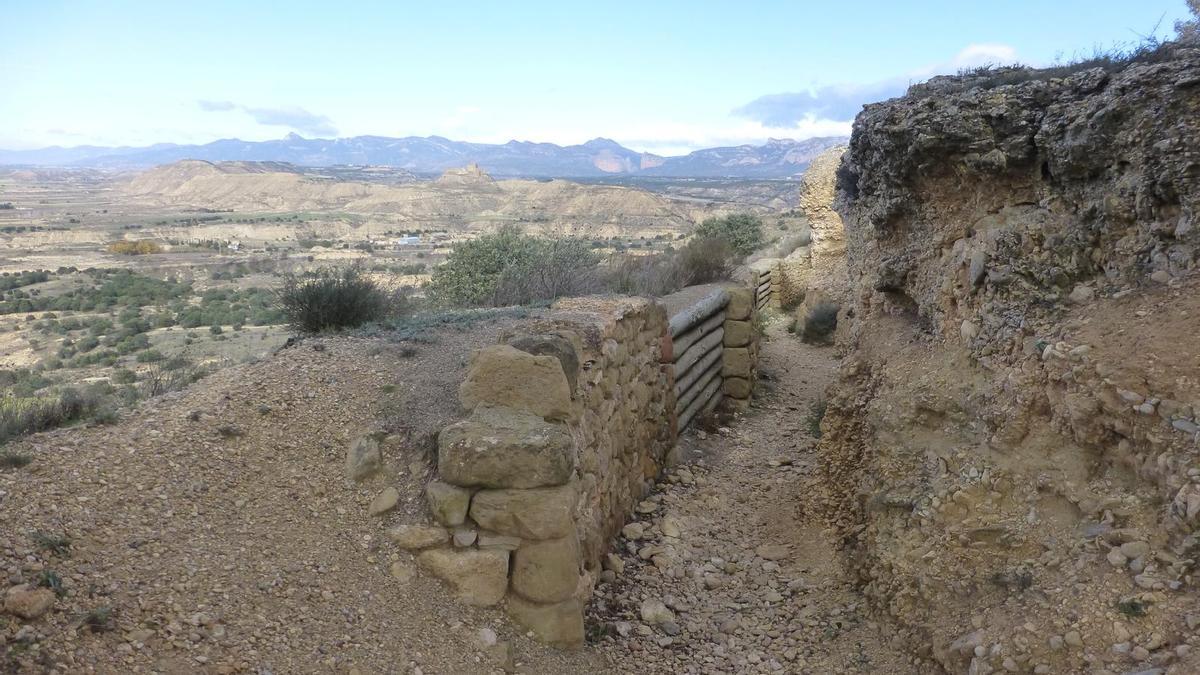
[778,145,852,322]
[822,43,1200,673]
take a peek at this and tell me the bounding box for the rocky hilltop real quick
[821,42,1200,673]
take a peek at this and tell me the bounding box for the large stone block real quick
[416,548,509,607]
[723,319,753,347]
[726,286,755,320]
[722,348,753,378]
[459,345,574,421]
[469,484,576,540]
[438,405,575,489]
[724,376,752,399]
[511,534,582,603]
[505,596,585,648]
[508,334,581,394]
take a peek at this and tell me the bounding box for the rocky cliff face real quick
[821,43,1200,673]
[789,145,850,315]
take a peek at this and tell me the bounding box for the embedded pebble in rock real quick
[369,487,401,515]
[390,560,417,583]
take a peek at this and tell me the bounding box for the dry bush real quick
[800,302,839,344]
[275,266,395,332]
[140,361,210,398]
[107,240,163,255]
[0,387,103,444]
[604,236,735,297]
[489,236,604,306]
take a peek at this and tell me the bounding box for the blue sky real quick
[0,1,1190,155]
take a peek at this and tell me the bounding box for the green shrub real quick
[275,266,392,333]
[136,349,165,363]
[693,213,764,256]
[800,302,839,344]
[427,226,601,307]
[490,236,603,306]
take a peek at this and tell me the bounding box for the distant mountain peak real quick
[582,137,623,149]
[0,134,848,178]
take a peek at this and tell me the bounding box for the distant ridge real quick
[0,134,848,179]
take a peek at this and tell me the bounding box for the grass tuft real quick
[32,531,71,557]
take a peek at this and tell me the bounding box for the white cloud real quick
[196,100,337,137]
[735,43,1021,128]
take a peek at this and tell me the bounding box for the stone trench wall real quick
[379,288,767,647]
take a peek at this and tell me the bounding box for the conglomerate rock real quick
[821,43,1200,674]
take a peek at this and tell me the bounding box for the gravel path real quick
[587,321,921,673]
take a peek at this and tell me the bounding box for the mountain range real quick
[0,134,847,179]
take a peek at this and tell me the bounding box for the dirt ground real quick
[0,315,610,674]
[2,312,921,674]
[585,319,919,673]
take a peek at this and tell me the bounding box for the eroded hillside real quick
[819,43,1200,673]
[121,160,699,237]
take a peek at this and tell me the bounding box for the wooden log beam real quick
[672,311,725,357]
[674,354,722,410]
[678,369,723,430]
[673,327,724,376]
[668,289,730,337]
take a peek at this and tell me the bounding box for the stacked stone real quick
[521,297,674,579]
[416,341,587,646]
[722,286,759,411]
[409,296,675,648]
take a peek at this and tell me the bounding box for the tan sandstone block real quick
[459,345,574,421]
[723,319,753,347]
[425,480,472,526]
[416,548,510,607]
[722,348,753,378]
[505,596,585,647]
[726,286,755,320]
[4,584,55,620]
[469,484,576,540]
[724,377,752,399]
[511,534,582,603]
[438,405,575,489]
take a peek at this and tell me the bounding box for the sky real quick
[0,1,1191,156]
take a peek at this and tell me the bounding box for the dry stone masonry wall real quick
[371,288,767,647]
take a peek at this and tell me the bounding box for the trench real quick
[586,319,923,673]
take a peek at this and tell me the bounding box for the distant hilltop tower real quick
[436,161,495,186]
